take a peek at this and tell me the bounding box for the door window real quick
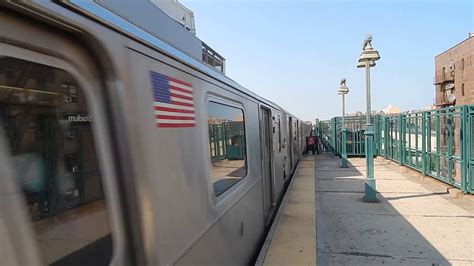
[0,56,112,265]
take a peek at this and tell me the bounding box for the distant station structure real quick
[434,33,474,107]
[382,104,400,114]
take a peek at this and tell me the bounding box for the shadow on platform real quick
[314,153,469,265]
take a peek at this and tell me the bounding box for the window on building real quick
[0,57,112,265]
[207,101,247,197]
[462,83,465,96]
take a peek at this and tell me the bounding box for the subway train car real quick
[0,1,312,266]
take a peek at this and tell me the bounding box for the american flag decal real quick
[150,71,195,128]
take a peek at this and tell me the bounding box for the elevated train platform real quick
[256,156,316,266]
[257,154,474,265]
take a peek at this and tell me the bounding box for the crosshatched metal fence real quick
[315,116,377,157]
[316,104,474,194]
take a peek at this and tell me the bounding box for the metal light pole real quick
[357,34,380,203]
[338,78,349,168]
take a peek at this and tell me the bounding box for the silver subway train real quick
[0,1,312,265]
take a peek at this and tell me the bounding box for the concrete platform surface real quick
[259,156,316,266]
[316,154,474,266]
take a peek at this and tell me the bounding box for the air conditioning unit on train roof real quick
[149,0,196,35]
[95,0,226,74]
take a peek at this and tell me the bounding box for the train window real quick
[207,101,247,196]
[0,57,112,265]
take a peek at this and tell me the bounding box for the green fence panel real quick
[316,104,474,194]
[209,121,245,162]
[325,115,378,157]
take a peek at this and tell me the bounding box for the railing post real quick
[447,109,453,183]
[459,105,469,193]
[465,106,473,194]
[415,114,419,168]
[461,106,467,193]
[398,114,403,165]
[337,118,341,156]
[374,115,379,156]
[436,110,440,178]
[384,116,388,158]
[422,111,427,176]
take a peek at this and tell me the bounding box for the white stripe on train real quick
[170,97,193,104]
[154,110,195,117]
[154,102,194,111]
[169,87,192,97]
[156,119,196,124]
[168,81,192,91]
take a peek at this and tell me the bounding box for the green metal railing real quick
[316,104,474,194]
[209,121,245,162]
[316,116,378,157]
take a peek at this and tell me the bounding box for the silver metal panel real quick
[126,49,264,264]
[176,184,265,265]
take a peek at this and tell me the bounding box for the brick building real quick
[434,34,474,106]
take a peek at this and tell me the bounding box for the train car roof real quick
[64,1,289,113]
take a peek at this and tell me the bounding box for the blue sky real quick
[181,0,473,121]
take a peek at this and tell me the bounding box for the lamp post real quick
[338,78,349,168]
[357,34,380,203]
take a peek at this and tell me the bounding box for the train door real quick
[274,113,283,184]
[0,17,134,264]
[296,120,300,156]
[260,107,274,224]
[299,121,304,153]
[270,111,284,198]
[288,117,293,171]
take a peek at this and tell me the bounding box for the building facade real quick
[434,34,474,107]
